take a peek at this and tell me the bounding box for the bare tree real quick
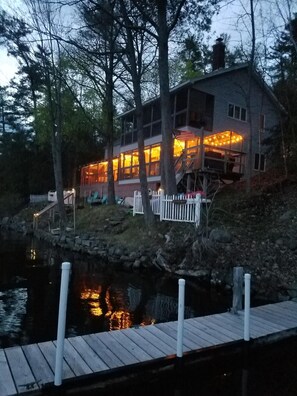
[23,0,68,225]
[130,0,220,195]
[118,0,155,225]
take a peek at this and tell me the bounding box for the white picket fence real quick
[133,190,202,227]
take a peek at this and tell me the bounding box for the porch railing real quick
[176,145,245,180]
[133,191,161,215]
[133,190,202,227]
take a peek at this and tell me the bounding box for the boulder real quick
[209,228,232,243]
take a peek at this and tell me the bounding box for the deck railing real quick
[133,190,202,227]
[33,190,76,231]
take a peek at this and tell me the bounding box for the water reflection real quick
[0,230,231,347]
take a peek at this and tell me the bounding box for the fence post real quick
[232,266,243,314]
[244,273,251,341]
[159,189,164,222]
[177,279,185,358]
[54,262,71,386]
[194,194,201,228]
[133,191,136,216]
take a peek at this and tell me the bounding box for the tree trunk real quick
[246,0,256,194]
[51,125,67,227]
[134,84,155,225]
[157,3,177,195]
[105,70,116,205]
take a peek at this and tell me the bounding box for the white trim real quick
[119,175,161,185]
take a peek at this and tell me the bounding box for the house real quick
[80,39,282,199]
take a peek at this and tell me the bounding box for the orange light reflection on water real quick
[80,286,155,329]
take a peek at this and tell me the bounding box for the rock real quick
[288,239,297,251]
[209,228,232,243]
[1,217,9,226]
[175,269,211,280]
[129,251,139,260]
[275,238,283,246]
[153,249,172,272]
[81,239,93,247]
[279,210,295,222]
[133,260,141,269]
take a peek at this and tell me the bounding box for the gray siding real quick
[193,68,280,174]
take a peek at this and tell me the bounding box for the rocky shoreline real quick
[2,193,297,304]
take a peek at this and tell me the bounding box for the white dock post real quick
[177,278,185,358]
[244,273,251,341]
[54,262,71,386]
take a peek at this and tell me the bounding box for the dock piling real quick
[54,262,71,386]
[177,278,185,358]
[244,273,251,341]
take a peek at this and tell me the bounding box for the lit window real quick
[254,153,265,171]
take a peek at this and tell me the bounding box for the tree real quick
[118,0,155,225]
[268,13,297,173]
[131,0,220,195]
[76,0,123,205]
[22,0,68,225]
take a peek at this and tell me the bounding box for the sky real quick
[0,0,296,86]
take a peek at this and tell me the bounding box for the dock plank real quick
[155,323,193,351]
[266,302,297,319]
[53,339,93,376]
[130,326,175,356]
[95,332,139,366]
[5,346,39,394]
[165,321,212,348]
[202,314,245,337]
[38,341,74,379]
[144,325,178,352]
[121,328,166,359]
[183,320,224,346]
[0,349,17,396]
[107,329,153,362]
[250,308,296,329]
[198,315,242,341]
[3,301,297,396]
[190,317,237,343]
[68,336,109,372]
[185,318,222,347]
[22,344,53,386]
[255,305,297,326]
[83,333,124,369]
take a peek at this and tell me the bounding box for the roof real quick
[119,63,284,117]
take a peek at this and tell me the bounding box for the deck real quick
[1,300,297,395]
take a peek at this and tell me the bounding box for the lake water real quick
[1,230,297,395]
[0,230,231,348]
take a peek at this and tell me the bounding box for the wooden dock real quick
[1,300,297,395]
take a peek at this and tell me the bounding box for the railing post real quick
[54,262,71,386]
[232,266,243,314]
[194,194,201,228]
[177,279,185,358]
[159,189,164,222]
[133,191,136,216]
[244,273,251,341]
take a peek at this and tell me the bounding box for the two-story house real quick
[80,40,282,199]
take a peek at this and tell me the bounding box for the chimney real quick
[212,38,225,71]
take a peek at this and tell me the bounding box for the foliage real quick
[268,14,297,171]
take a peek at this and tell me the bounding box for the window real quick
[254,153,265,171]
[259,114,265,131]
[119,144,161,179]
[228,103,247,122]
